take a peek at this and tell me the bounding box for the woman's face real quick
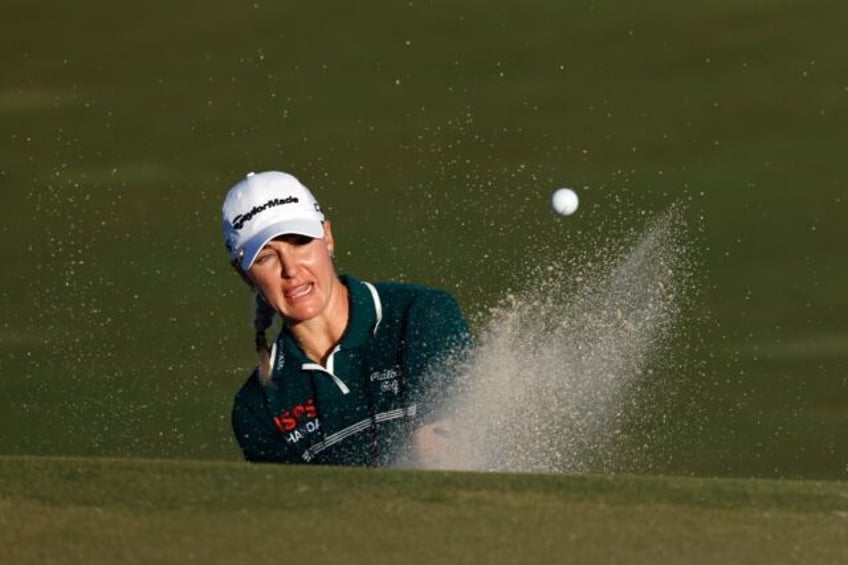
[247,222,339,324]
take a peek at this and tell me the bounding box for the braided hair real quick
[253,292,276,384]
[230,259,277,385]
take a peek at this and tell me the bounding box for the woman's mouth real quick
[285,283,313,301]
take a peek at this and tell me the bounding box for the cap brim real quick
[238,219,325,271]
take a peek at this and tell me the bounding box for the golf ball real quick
[551,188,579,216]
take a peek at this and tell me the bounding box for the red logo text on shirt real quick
[273,397,318,433]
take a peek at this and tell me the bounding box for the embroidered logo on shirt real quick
[370,368,400,395]
[273,397,321,445]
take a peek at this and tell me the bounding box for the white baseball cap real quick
[222,171,325,271]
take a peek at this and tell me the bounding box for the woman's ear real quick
[231,259,255,288]
[323,220,335,257]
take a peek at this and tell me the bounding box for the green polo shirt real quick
[231,274,471,466]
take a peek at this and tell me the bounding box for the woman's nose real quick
[278,252,300,278]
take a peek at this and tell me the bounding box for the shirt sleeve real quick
[403,289,472,424]
[231,374,300,463]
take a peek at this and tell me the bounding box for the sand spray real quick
[417,205,697,473]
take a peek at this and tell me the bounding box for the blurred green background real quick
[1,0,845,479]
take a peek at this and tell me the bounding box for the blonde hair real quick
[230,259,277,385]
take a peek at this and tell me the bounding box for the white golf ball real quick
[551,188,579,216]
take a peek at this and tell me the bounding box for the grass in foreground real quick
[1,456,846,564]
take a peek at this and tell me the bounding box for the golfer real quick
[222,171,471,467]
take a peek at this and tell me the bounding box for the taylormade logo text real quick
[232,196,299,230]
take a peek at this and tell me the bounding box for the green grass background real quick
[1,456,846,564]
[1,0,846,480]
